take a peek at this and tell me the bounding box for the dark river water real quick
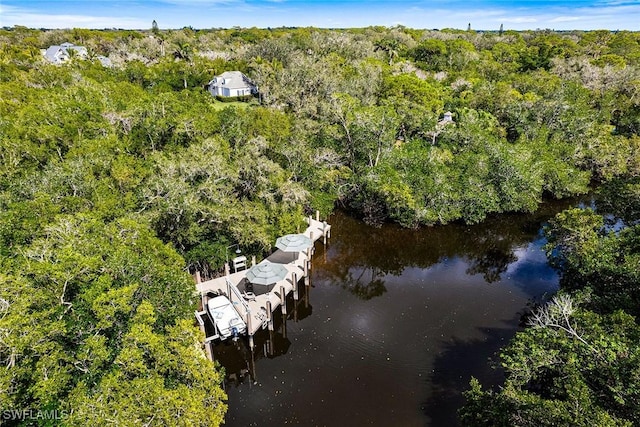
[215,199,583,426]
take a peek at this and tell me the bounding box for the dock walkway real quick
[195,214,331,353]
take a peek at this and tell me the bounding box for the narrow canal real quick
[215,198,583,426]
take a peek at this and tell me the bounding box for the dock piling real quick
[204,341,214,361]
[304,260,309,286]
[292,272,298,300]
[280,285,287,315]
[247,313,254,351]
[305,284,310,308]
[267,300,274,331]
[268,329,275,356]
[323,221,328,244]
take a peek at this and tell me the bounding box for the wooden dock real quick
[195,213,331,356]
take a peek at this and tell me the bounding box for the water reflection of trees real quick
[465,248,518,283]
[315,199,580,299]
[335,266,387,300]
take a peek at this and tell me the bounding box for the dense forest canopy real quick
[1,25,639,425]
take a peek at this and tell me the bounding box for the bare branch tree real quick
[528,294,597,354]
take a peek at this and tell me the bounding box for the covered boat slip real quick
[195,214,331,353]
[197,256,303,335]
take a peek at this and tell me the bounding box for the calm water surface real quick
[215,200,581,426]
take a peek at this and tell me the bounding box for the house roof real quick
[209,71,255,90]
[43,42,87,63]
[97,55,112,67]
[44,46,63,62]
[69,46,87,55]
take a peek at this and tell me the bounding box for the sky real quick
[1,0,639,31]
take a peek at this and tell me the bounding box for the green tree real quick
[461,296,640,426]
[66,303,227,426]
[408,39,447,70]
[329,93,399,172]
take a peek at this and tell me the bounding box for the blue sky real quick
[1,0,639,30]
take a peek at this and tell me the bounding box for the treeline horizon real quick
[5,24,636,32]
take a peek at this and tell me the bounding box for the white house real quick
[431,111,455,144]
[43,42,87,64]
[207,71,256,98]
[438,111,454,126]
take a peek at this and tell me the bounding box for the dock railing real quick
[196,211,331,355]
[225,277,252,330]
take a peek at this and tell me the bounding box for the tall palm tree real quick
[172,40,194,89]
[173,40,193,63]
[374,39,400,66]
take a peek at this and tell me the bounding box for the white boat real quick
[207,295,247,340]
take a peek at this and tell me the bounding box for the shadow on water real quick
[422,313,523,426]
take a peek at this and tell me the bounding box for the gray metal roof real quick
[43,42,87,64]
[209,71,255,90]
[44,45,62,62]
